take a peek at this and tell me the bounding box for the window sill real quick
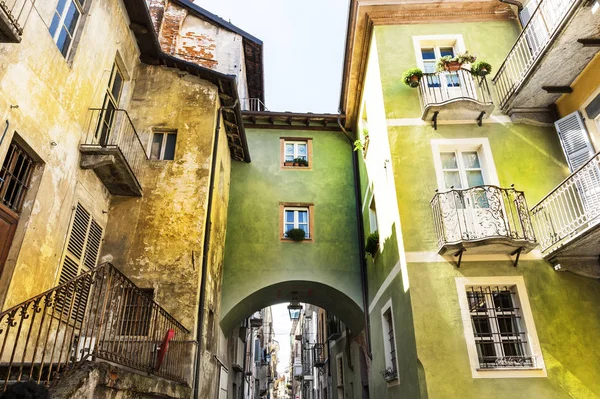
[281,237,314,243]
[386,377,400,387]
[281,165,312,171]
[471,367,547,379]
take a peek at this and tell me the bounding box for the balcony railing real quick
[492,0,577,109]
[431,185,536,255]
[418,69,494,124]
[0,263,193,391]
[531,152,600,254]
[241,98,268,112]
[80,108,147,196]
[313,343,326,368]
[0,0,33,42]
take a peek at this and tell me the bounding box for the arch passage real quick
[220,280,364,334]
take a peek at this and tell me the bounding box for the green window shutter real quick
[555,111,595,172]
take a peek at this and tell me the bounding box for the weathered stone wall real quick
[148,0,250,102]
[0,0,140,309]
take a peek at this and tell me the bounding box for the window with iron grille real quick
[0,141,35,214]
[381,306,398,381]
[119,288,154,336]
[466,285,534,369]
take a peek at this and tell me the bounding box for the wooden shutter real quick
[218,366,228,399]
[555,111,595,172]
[56,203,104,323]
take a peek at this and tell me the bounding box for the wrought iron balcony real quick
[313,343,326,368]
[418,69,494,128]
[531,152,600,277]
[431,185,537,258]
[79,108,147,197]
[493,0,597,119]
[326,314,342,341]
[0,263,193,392]
[0,0,32,42]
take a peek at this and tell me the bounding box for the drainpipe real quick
[337,116,372,360]
[0,120,8,147]
[193,100,239,399]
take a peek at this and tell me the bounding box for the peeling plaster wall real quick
[0,0,140,309]
[149,0,250,101]
[100,64,233,397]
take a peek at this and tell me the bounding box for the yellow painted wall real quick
[0,0,140,309]
[556,53,600,117]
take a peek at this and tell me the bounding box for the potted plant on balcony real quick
[284,158,309,167]
[436,51,477,72]
[286,228,306,241]
[365,230,379,258]
[402,68,423,88]
[471,61,492,77]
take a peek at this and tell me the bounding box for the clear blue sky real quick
[194,0,350,113]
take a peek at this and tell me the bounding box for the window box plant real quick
[286,228,307,241]
[402,68,423,88]
[284,158,309,167]
[365,230,379,257]
[353,128,369,157]
[436,51,477,72]
[380,367,398,382]
[471,61,492,77]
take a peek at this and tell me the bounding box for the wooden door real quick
[0,204,18,277]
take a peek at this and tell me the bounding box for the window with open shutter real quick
[55,203,104,323]
[555,111,596,172]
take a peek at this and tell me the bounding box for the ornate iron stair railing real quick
[531,152,600,254]
[0,263,193,391]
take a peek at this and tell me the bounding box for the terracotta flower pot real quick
[409,75,420,88]
[444,61,462,72]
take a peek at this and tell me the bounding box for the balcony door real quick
[439,150,508,241]
[96,63,124,146]
[420,47,476,103]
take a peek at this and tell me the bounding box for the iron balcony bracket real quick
[477,111,486,127]
[454,248,466,268]
[511,247,523,267]
[432,111,439,130]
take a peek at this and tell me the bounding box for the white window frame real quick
[335,353,344,388]
[456,276,547,378]
[149,130,177,161]
[581,85,600,147]
[48,0,85,59]
[368,195,378,233]
[283,206,310,238]
[284,140,308,162]
[431,138,500,192]
[381,299,400,385]
[412,35,466,72]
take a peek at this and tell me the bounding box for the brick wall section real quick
[150,1,218,69]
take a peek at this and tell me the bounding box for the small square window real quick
[280,203,314,241]
[281,138,312,169]
[150,131,177,160]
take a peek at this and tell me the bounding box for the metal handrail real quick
[531,152,600,253]
[492,0,579,109]
[0,263,193,391]
[241,98,269,112]
[418,68,493,110]
[83,108,148,186]
[0,0,35,37]
[430,185,536,250]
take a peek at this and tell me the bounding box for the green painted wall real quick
[374,21,521,119]
[358,18,600,399]
[221,128,363,332]
[408,261,600,398]
[388,123,570,253]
